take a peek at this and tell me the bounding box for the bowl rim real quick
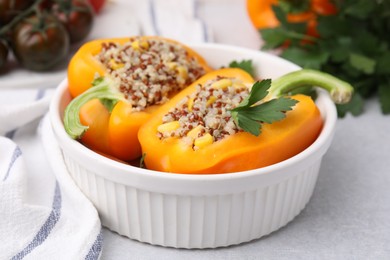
[49,43,337,183]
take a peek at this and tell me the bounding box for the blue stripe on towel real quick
[194,0,209,42]
[2,146,22,181]
[35,89,46,100]
[149,0,160,35]
[85,229,103,260]
[200,19,209,42]
[5,129,17,140]
[11,181,62,260]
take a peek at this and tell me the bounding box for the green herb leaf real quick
[92,77,104,86]
[278,0,310,14]
[336,93,364,117]
[234,80,271,109]
[231,79,298,136]
[281,47,329,69]
[378,80,390,114]
[139,153,147,168]
[344,0,376,19]
[100,98,118,113]
[260,27,290,49]
[228,59,255,77]
[260,5,314,50]
[241,97,298,124]
[376,53,390,75]
[234,112,262,136]
[348,53,376,74]
[316,16,350,38]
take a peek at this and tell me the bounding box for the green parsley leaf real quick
[100,98,118,113]
[378,80,390,114]
[273,5,313,40]
[235,113,262,137]
[241,97,298,124]
[234,80,271,109]
[228,59,255,77]
[260,5,315,50]
[139,153,147,168]
[231,79,298,136]
[376,53,390,75]
[348,53,376,74]
[336,93,364,117]
[278,0,310,14]
[281,47,329,70]
[316,16,350,38]
[92,77,104,86]
[344,0,376,19]
[260,27,291,49]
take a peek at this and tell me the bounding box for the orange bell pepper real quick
[64,36,211,161]
[247,0,337,38]
[79,98,111,154]
[138,68,353,174]
[67,36,211,98]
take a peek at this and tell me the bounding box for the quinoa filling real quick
[95,37,206,111]
[157,76,251,150]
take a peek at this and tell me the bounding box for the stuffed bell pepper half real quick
[138,68,353,174]
[64,36,212,161]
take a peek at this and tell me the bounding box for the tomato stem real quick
[64,77,125,139]
[0,0,44,37]
[268,69,354,104]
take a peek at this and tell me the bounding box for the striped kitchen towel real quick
[0,90,102,260]
[88,0,212,44]
[146,0,213,43]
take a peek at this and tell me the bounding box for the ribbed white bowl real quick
[49,44,337,248]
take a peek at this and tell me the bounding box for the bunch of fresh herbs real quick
[259,0,390,116]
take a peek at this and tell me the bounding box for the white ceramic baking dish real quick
[49,43,337,248]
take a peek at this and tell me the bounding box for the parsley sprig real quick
[230,69,354,136]
[231,79,298,136]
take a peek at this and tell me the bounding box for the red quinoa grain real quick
[95,37,206,111]
[159,77,251,148]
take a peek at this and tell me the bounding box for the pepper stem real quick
[64,77,124,139]
[268,69,354,104]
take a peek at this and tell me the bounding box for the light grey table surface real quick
[100,98,390,260]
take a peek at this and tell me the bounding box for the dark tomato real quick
[39,0,54,10]
[0,0,35,25]
[53,0,94,44]
[11,15,70,71]
[0,39,8,69]
[88,0,106,13]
